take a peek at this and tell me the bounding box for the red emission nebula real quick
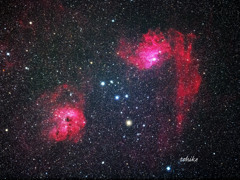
[37,84,86,143]
[117,29,202,134]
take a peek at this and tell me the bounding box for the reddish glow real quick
[48,106,86,142]
[117,29,171,69]
[117,29,202,135]
[168,29,202,133]
[39,84,86,143]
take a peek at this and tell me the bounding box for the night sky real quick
[0,0,239,179]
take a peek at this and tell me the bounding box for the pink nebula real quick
[117,29,171,70]
[39,84,86,143]
[48,106,86,142]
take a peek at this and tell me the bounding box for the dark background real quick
[0,0,239,179]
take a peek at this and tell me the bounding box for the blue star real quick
[100,81,105,86]
[166,166,171,171]
[125,94,129,98]
[115,95,120,100]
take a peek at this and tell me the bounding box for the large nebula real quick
[38,84,86,143]
[117,29,201,135]
[168,30,202,133]
[117,29,171,70]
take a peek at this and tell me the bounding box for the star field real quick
[0,0,239,179]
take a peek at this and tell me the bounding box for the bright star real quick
[166,166,171,171]
[6,52,10,56]
[100,81,105,86]
[126,119,133,127]
[125,94,129,98]
[115,95,120,100]
[152,57,157,61]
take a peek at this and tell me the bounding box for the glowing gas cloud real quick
[47,106,86,142]
[168,29,201,133]
[117,29,202,134]
[38,84,86,143]
[117,29,171,70]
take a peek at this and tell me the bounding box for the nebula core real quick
[47,106,86,142]
[117,29,171,70]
